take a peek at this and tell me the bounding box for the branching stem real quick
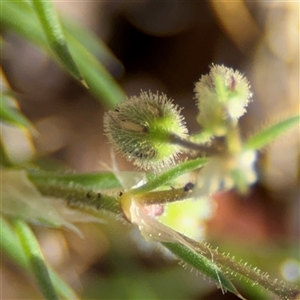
[169,133,223,155]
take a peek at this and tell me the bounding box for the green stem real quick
[162,242,242,298]
[27,171,196,217]
[135,186,194,205]
[225,122,242,154]
[174,233,300,300]
[27,172,122,215]
[169,133,223,155]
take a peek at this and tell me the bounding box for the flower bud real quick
[104,91,188,170]
[195,64,252,136]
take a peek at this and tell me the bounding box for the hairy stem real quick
[176,233,300,300]
[27,172,122,215]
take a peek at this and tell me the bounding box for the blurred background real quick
[1,1,299,299]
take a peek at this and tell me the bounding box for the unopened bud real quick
[195,64,252,136]
[104,91,188,170]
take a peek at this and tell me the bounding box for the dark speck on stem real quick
[184,182,194,192]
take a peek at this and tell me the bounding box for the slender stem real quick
[169,133,223,155]
[162,242,242,298]
[174,233,300,300]
[135,186,194,205]
[224,122,242,154]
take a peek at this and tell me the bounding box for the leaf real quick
[0,68,34,129]
[244,115,300,150]
[120,193,243,298]
[162,242,244,298]
[30,0,84,85]
[1,169,101,233]
[13,218,60,300]
[66,34,126,108]
[0,95,32,128]
[1,1,125,107]
[0,125,36,167]
[132,157,208,194]
[27,170,123,190]
[1,216,28,269]
[60,16,124,77]
[121,189,300,299]
[3,216,78,299]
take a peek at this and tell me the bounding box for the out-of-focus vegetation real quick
[1,1,299,300]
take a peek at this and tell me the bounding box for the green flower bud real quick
[104,91,188,170]
[195,64,252,136]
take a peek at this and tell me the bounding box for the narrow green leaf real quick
[0,216,79,299]
[244,115,300,150]
[132,157,208,194]
[0,95,32,128]
[1,1,125,107]
[1,69,33,128]
[13,218,60,300]
[27,170,122,190]
[65,33,125,108]
[60,17,124,77]
[162,242,243,298]
[1,216,28,269]
[1,1,44,47]
[30,0,84,85]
